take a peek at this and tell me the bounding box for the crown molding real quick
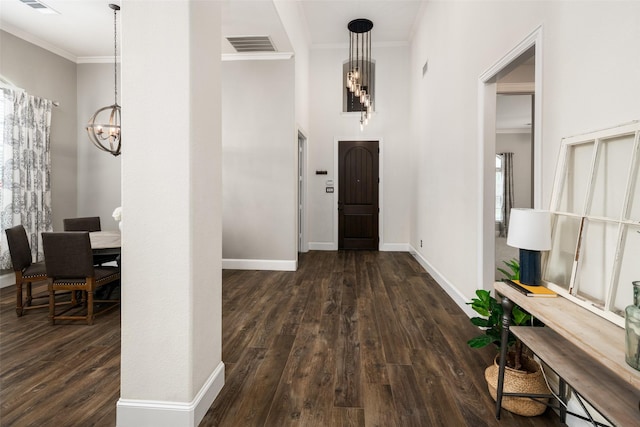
[1,23,77,63]
[312,41,409,50]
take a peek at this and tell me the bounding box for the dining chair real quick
[63,216,118,266]
[4,225,48,316]
[42,232,120,325]
[63,216,102,232]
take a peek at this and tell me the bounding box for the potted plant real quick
[497,258,520,281]
[467,287,550,416]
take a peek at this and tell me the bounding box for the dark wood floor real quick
[1,251,562,426]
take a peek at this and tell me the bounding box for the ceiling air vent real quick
[19,0,59,14]
[226,36,276,53]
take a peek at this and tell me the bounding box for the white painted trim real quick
[308,242,337,251]
[333,137,385,251]
[77,56,119,64]
[380,243,409,252]
[496,82,535,94]
[312,41,409,50]
[477,25,543,293]
[0,273,15,289]
[116,362,225,427]
[221,258,297,271]
[496,127,531,134]
[0,23,77,63]
[298,127,310,254]
[409,245,475,318]
[221,52,293,62]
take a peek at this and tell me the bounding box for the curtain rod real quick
[0,76,60,107]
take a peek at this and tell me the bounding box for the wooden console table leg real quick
[495,296,513,420]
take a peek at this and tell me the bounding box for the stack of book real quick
[503,279,557,297]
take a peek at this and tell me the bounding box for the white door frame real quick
[298,128,309,253]
[477,25,543,291]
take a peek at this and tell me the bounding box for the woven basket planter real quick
[485,354,550,417]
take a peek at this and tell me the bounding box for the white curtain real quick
[0,87,53,270]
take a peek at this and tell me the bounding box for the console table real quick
[494,281,640,426]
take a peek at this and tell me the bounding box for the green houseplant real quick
[497,258,520,281]
[466,267,550,417]
[467,289,530,370]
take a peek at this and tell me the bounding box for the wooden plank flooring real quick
[0,251,562,426]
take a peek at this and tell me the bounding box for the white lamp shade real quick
[507,208,552,251]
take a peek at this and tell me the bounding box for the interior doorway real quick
[298,131,307,253]
[495,90,535,278]
[478,27,542,290]
[338,140,379,250]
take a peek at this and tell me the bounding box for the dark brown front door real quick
[338,140,379,250]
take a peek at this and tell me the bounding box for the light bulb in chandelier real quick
[360,89,367,104]
[355,84,361,97]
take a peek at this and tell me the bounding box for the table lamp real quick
[506,208,552,286]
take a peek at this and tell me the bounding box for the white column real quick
[117,2,223,426]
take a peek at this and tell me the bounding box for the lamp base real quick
[520,249,542,286]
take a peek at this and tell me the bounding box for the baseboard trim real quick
[0,273,15,289]
[308,242,336,251]
[116,361,225,427]
[379,243,409,252]
[409,245,475,318]
[222,258,297,271]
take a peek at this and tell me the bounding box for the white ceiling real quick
[0,0,425,62]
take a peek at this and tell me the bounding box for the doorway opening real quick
[495,70,535,279]
[478,27,542,290]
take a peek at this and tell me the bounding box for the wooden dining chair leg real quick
[16,281,24,316]
[87,287,94,325]
[48,281,55,325]
[26,282,33,306]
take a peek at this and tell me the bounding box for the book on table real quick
[503,279,558,297]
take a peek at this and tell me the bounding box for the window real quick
[496,154,504,222]
[544,122,640,326]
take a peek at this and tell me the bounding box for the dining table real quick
[89,230,121,259]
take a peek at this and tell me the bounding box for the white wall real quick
[0,30,77,232]
[221,59,297,268]
[119,2,223,425]
[77,63,121,231]
[308,45,411,249]
[273,0,311,132]
[409,1,640,306]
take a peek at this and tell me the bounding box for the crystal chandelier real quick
[86,4,121,156]
[346,19,373,130]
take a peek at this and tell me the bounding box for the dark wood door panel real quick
[339,140,379,250]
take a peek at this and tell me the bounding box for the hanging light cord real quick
[113,5,118,106]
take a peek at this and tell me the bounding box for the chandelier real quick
[346,19,373,130]
[87,4,121,156]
